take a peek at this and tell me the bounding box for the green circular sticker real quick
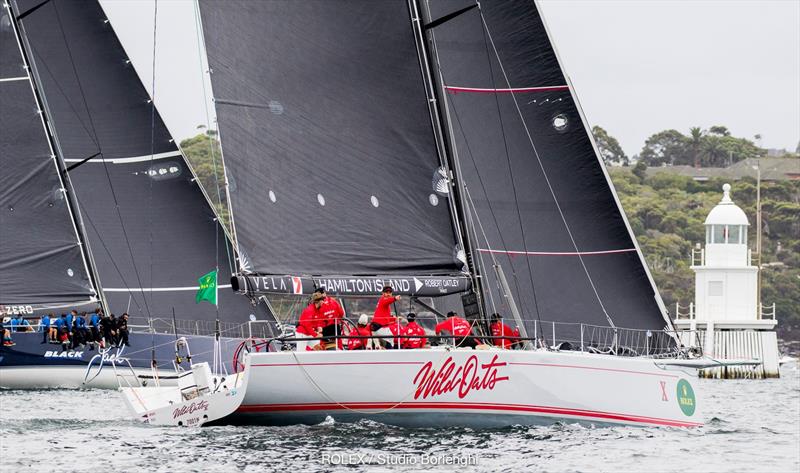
[676,379,696,416]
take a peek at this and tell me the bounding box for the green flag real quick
[196,269,218,305]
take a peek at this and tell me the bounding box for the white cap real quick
[704,183,749,226]
[358,314,369,325]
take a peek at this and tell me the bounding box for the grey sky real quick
[101,0,800,157]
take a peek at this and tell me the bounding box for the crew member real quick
[401,313,427,349]
[56,313,70,347]
[118,313,130,347]
[89,310,101,345]
[490,313,518,349]
[39,313,51,344]
[296,293,325,351]
[372,286,399,331]
[1,318,14,346]
[435,311,478,348]
[315,287,346,348]
[347,314,373,350]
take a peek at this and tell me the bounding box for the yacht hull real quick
[231,348,703,428]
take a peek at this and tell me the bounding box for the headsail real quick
[424,0,670,337]
[198,0,468,295]
[13,0,269,325]
[0,3,95,307]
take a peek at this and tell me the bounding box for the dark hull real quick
[0,330,243,389]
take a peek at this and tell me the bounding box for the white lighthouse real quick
[674,184,779,378]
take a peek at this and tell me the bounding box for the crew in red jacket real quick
[401,313,427,349]
[296,293,325,351]
[372,285,399,330]
[314,287,345,327]
[490,313,517,349]
[347,314,373,350]
[435,311,477,348]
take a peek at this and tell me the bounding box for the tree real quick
[689,127,705,168]
[639,129,688,166]
[708,125,731,137]
[592,126,629,166]
[632,160,647,181]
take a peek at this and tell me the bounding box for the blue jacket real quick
[75,316,86,329]
[66,314,74,328]
[10,318,19,332]
[90,313,100,327]
[40,315,51,331]
[55,317,67,330]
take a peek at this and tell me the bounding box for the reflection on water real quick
[1,365,798,472]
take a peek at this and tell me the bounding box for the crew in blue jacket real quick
[39,314,51,344]
[89,311,101,344]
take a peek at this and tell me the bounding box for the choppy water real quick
[1,365,798,473]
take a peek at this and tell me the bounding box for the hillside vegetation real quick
[182,129,799,338]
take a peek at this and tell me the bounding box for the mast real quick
[6,0,108,313]
[408,0,487,322]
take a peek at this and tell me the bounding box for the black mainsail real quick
[199,0,471,296]
[422,0,670,338]
[13,0,268,325]
[0,3,96,308]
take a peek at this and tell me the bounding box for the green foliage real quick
[638,127,764,167]
[609,168,800,338]
[180,131,231,233]
[592,126,629,166]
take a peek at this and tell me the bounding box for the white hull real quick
[120,363,248,426]
[0,365,178,390]
[232,348,703,428]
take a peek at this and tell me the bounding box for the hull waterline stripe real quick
[62,150,182,164]
[252,361,426,368]
[478,248,637,256]
[237,401,701,428]
[252,359,677,378]
[444,85,569,94]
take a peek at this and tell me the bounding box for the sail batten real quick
[199,0,464,279]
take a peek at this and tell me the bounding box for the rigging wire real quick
[477,8,617,330]
[51,1,152,320]
[192,0,235,277]
[474,3,545,338]
[148,0,159,362]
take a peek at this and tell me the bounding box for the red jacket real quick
[372,295,398,327]
[402,321,426,349]
[321,297,345,326]
[490,321,516,348]
[435,316,472,337]
[297,304,324,336]
[347,325,372,350]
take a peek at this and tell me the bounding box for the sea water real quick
[1,365,798,473]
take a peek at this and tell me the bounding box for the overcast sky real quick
[101,0,800,157]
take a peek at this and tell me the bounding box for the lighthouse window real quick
[712,225,725,244]
[728,225,740,244]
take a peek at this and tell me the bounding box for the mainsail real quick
[13,0,268,324]
[198,0,470,295]
[423,0,670,337]
[0,3,95,307]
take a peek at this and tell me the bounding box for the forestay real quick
[14,0,269,324]
[424,0,670,339]
[198,0,466,286]
[0,3,95,307]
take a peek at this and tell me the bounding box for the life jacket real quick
[347,326,372,350]
[402,321,426,349]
